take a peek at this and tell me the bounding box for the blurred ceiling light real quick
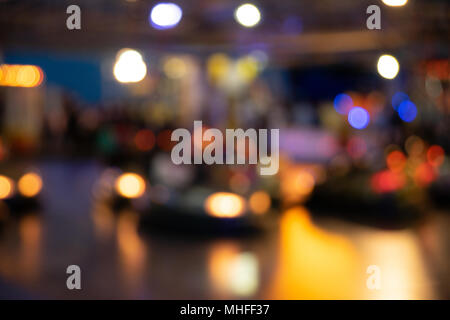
[113,49,147,83]
[0,175,14,199]
[204,192,246,218]
[115,173,146,198]
[18,173,43,197]
[377,54,400,79]
[234,3,261,28]
[382,0,408,6]
[0,64,43,87]
[249,191,271,215]
[150,2,182,29]
[347,107,370,129]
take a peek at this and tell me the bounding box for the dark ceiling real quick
[0,0,448,62]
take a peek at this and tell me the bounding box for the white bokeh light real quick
[377,54,400,80]
[234,3,261,28]
[113,49,147,83]
[382,0,408,7]
[150,3,183,29]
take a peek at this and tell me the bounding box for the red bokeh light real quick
[371,170,406,194]
[427,145,445,167]
[134,129,155,152]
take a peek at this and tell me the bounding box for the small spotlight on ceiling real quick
[234,3,261,28]
[150,2,183,30]
[377,54,400,80]
[382,0,408,7]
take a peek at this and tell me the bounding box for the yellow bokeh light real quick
[115,173,146,198]
[249,190,271,215]
[18,173,43,197]
[163,57,187,79]
[4,65,19,86]
[382,0,408,7]
[207,53,231,83]
[236,56,259,82]
[205,192,246,218]
[0,175,14,199]
[16,65,42,87]
[377,55,400,80]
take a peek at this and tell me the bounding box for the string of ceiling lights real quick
[149,2,262,29]
[112,1,408,84]
[147,1,408,30]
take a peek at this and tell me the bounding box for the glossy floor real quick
[0,161,448,299]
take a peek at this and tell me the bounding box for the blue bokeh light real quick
[333,93,353,115]
[391,92,409,110]
[149,3,183,30]
[348,107,370,129]
[398,101,417,122]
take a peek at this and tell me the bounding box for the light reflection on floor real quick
[0,161,447,299]
[265,207,362,299]
[355,229,436,299]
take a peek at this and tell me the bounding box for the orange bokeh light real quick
[205,192,246,218]
[386,150,406,172]
[0,175,14,199]
[414,163,436,187]
[249,190,271,215]
[18,172,43,197]
[0,64,44,87]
